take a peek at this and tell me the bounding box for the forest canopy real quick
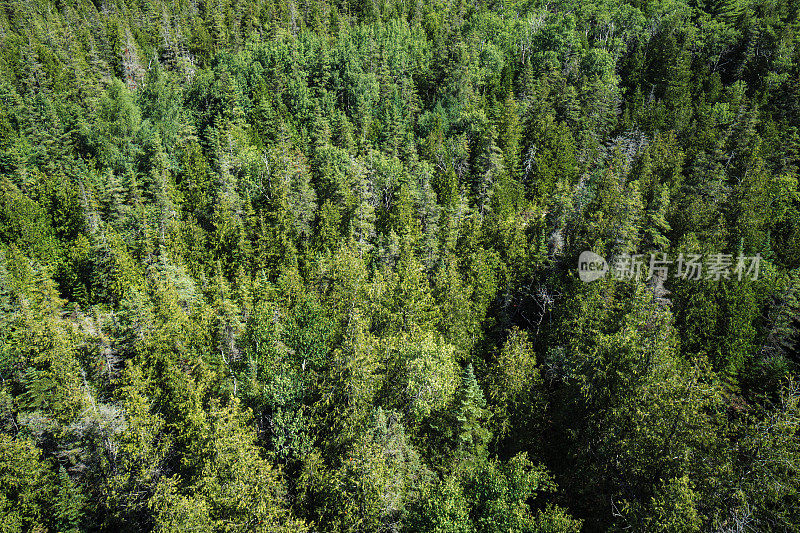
[1,0,800,530]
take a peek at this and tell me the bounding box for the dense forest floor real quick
[1,0,800,530]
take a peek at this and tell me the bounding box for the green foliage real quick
[447,364,491,461]
[638,476,702,533]
[1,0,799,530]
[407,453,576,533]
[0,434,53,532]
